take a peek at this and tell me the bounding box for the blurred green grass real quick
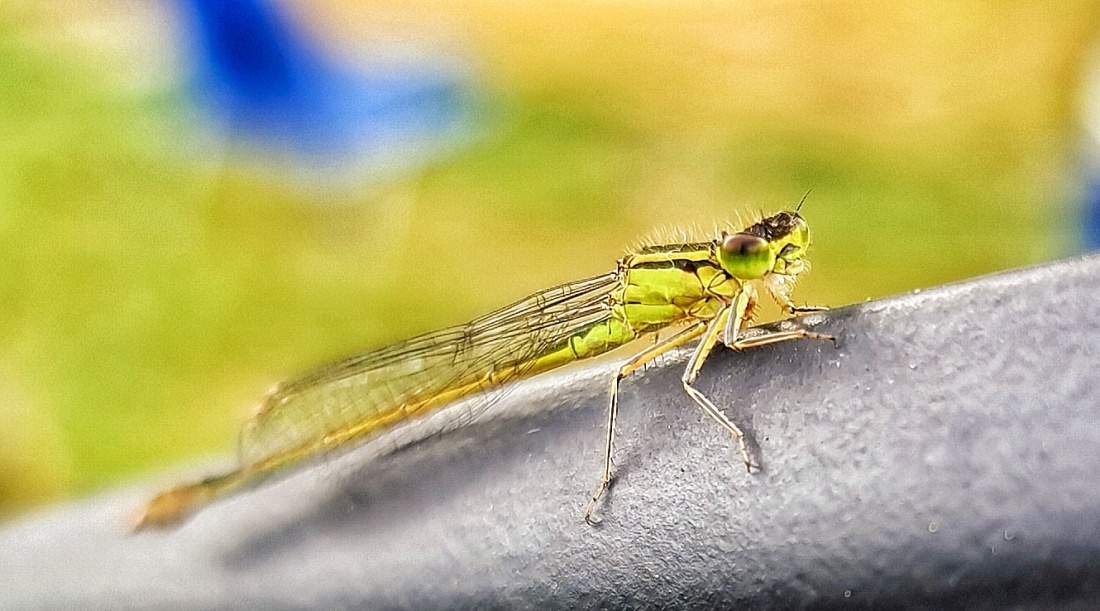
[1,2,1097,517]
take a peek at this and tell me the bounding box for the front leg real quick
[766,277,829,316]
[727,284,834,350]
[780,293,829,315]
[788,303,829,314]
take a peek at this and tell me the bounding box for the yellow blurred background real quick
[2,0,1098,518]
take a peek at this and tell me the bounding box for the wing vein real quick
[240,272,622,467]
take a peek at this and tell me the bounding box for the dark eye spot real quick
[722,233,767,257]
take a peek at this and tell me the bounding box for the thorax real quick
[613,243,743,331]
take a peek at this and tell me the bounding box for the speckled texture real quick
[3,254,1100,610]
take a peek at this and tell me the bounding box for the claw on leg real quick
[584,480,609,525]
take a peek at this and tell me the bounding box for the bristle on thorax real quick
[630,210,765,253]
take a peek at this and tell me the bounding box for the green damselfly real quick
[134,209,830,529]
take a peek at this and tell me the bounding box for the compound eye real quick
[719,233,774,280]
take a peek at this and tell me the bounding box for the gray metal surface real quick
[3,254,1100,610]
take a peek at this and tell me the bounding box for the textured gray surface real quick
[3,253,1100,610]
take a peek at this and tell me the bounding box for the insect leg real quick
[768,282,829,315]
[584,321,707,525]
[729,328,835,350]
[726,283,834,349]
[680,304,761,472]
[781,297,829,315]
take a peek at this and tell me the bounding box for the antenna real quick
[796,188,813,213]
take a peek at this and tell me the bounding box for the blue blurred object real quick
[1087,179,1100,251]
[175,0,469,178]
[1081,50,1100,252]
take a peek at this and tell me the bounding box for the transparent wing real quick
[239,272,621,469]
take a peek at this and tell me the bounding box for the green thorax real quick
[615,241,742,332]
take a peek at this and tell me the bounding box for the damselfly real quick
[134,209,830,529]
